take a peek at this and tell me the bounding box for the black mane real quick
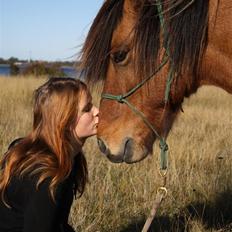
[80,0,210,82]
[79,0,124,82]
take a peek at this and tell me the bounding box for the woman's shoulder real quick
[6,138,76,198]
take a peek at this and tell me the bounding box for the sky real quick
[0,0,103,61]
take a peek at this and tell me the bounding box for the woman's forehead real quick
[79,90,92,107]
[81,89,92,102]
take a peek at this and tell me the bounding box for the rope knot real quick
[159,140,168,152]
[116,95,124,103]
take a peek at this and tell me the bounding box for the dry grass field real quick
[0,76,231,232]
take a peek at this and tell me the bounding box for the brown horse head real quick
[80,0,232,163]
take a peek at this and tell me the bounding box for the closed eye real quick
[82,103,93,112]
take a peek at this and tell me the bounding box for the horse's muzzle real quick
[97,137,149,163]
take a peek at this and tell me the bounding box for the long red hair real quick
[0,77,89,206]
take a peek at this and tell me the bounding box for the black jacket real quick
[0,140,76,232]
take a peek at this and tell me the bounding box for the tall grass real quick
[0,76,46,154]
[0,76,231,232]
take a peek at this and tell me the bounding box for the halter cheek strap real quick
[102,52,169,169]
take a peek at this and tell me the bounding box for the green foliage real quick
[8,57,19,63]
[10,63,20,75]
[22,62,66,77]
[0,57,76,77]
[0,58,6,64]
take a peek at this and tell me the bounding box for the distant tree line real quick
[0,57,26,64]
[21,62,67,76]
[0,57,77,77]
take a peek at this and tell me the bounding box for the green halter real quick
[101,1,173,170]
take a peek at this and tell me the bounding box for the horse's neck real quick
[199,45,232,94]
[199,0,232,94]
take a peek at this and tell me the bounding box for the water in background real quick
[0,64,11,76]
[60,66,79,78]
[0,64,80,78]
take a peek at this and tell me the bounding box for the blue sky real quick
[0,0,103,61]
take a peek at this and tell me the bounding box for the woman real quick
[0,77,99,232]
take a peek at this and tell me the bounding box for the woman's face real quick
[74,91,99,141]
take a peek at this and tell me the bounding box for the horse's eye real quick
[111,50,128,64]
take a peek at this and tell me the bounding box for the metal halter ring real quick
[157,187,168,198]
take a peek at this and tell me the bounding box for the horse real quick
[80,0,232,164]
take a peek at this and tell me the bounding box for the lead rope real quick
[141,1,173,231]
[141,170,168,232]
[101,0,173,231]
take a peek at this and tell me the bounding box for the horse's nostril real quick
[97,138,107,154]
[124,138,133,159]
